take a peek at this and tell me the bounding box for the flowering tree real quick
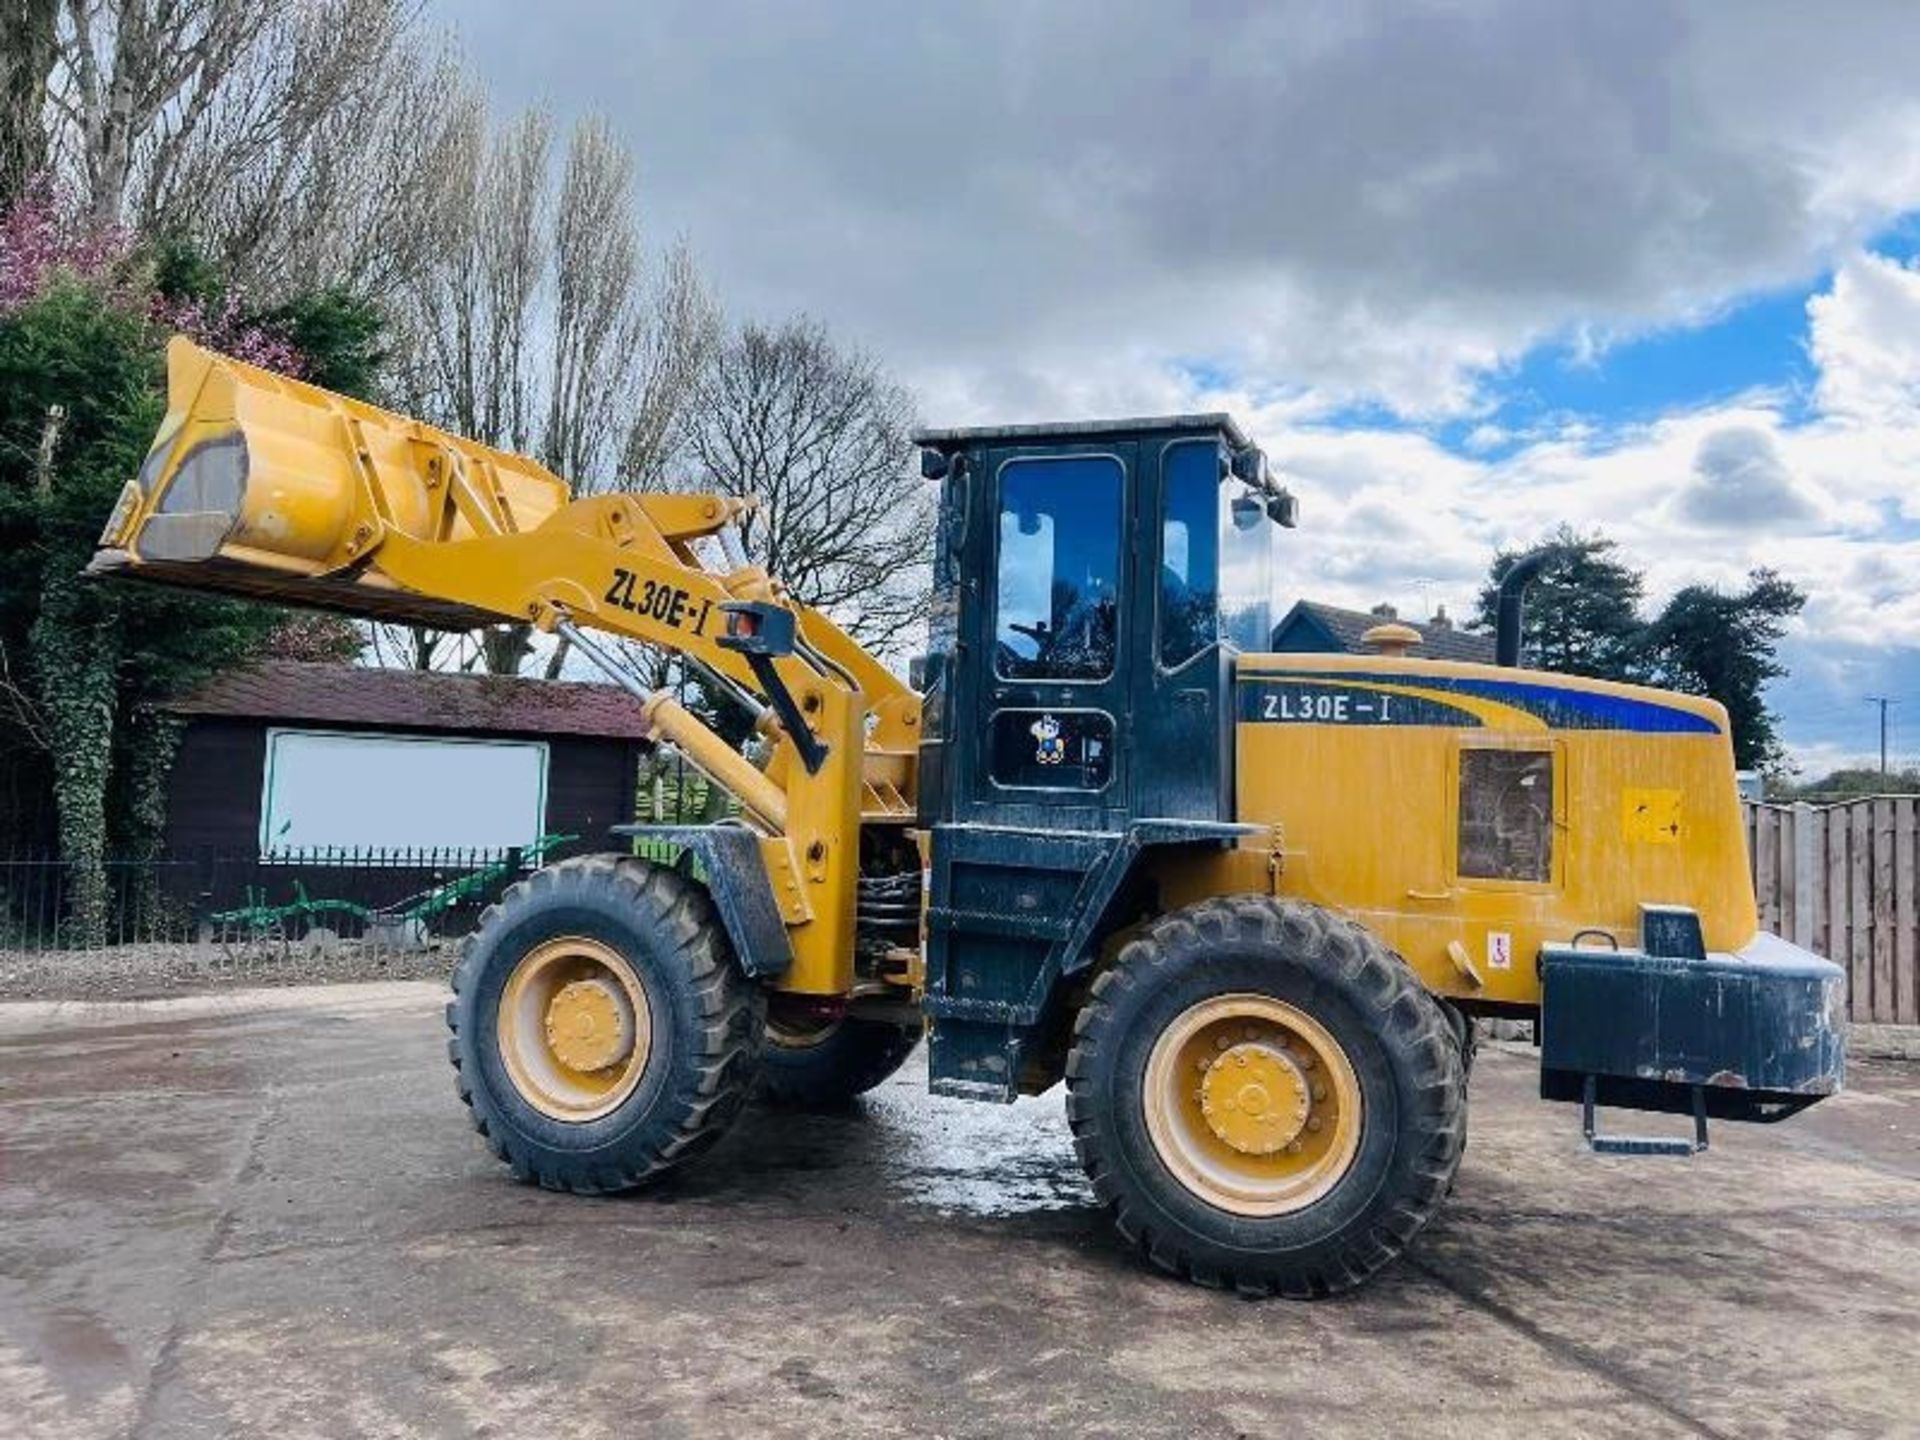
[0,177,126,308]
[0,180,305,366]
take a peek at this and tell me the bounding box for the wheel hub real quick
[1142,993,1364,1217]
[544,977,634,1072]
[1199,1040,1310,1154]
[498,936,653,1122]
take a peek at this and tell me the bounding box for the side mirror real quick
[1230,493,1264,530]
[1267,491,1299,529]
[908,654,929,691]
[1230,446,1270,486]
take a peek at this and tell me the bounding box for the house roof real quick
[1272,600,1498,664]
[167,661,652,741]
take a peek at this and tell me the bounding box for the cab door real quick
[963,445,1132,830]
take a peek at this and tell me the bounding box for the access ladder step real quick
[1580,1075,1709,1156]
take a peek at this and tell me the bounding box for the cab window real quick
[994,456,1122,681]
[1159,441,1219,668]
[1219,478,1273,652]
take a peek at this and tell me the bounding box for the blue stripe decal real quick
[1275,672,1723,735]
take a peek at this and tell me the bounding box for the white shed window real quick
[260,729,550,858]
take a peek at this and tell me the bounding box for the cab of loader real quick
[914,414,1285,831]
[912,416,1295,1099]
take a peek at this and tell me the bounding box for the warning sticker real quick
[1623,788,1683,844]
[1487,931,1513,971]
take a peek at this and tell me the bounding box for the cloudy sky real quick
[436,0,1920,772]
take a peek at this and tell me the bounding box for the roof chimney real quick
[1430,604,1454,631]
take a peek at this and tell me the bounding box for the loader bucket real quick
[88,337,572,629]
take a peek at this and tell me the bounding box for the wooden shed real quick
[162,661,650,865]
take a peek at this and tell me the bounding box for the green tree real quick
[1639,569,1806,772]
[0,220,372,940]
[1473,525,1645,681]
[267,289,386,397]
[147,234,387,399]
[1,282,157,939]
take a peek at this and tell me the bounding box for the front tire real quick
[1066,896,1464,1297]
[447,855,765,1193]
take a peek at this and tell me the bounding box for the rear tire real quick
[760,1012,922,1105]
[1066,896,1464,1297]
[446,855,764,1193]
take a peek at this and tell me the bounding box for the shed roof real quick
[1272,601,1497,664]
[168,661,651,741]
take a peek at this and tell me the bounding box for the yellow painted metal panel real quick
[1158,652,1759,1006]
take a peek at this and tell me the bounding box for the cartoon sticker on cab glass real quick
[1031,713,1066,765]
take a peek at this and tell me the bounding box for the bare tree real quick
[48,0,271,227]
[1,0,60,205]
[616,240,719,490]
[40,0,467,302]
[683,316,932,659]
[391,105,547,443]
[163,4,474,304]
[388,108,718,674]
[542,117,640,480]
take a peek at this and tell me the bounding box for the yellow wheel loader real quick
[90,339,1846,1296]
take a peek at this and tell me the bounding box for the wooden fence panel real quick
[1743,797,1920,1025]
[1873,798,1895,1022]
[1799,809,1821,964]
[1755,808,1781,937]
[1850,804,1871,1019]
[1898,801,1918,1023]
[1829,809,1851,992]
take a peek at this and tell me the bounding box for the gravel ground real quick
[2,984,1916,1438]
[0,936,457,1001]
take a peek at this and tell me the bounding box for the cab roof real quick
[913,412,1250,449]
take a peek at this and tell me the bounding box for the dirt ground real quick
[0,984,1915,1439]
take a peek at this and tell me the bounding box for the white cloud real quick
[1810,249,1920,424]
[910,256,1920,758]
[437,1,1920,422]
[1181,261,1920,687]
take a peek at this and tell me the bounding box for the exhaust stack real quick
[1493,548,1553,667]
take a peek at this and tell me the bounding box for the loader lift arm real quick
[90,338,919,997]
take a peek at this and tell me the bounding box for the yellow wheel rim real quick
[1143,993,1363,1217]
[498,936,651,1122]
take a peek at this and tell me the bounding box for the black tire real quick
[1065,896,1465,1297]
[1439,999,1478,1083]
[446,855,764,1193]
[759,1014,922,1105]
